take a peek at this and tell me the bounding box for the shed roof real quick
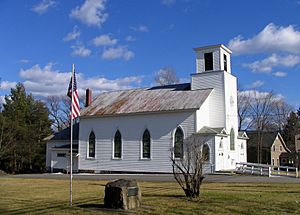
[45,123,79,141]
[81,83,212,117]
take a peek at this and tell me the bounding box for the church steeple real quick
[193,44,232,74]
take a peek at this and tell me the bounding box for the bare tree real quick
[271,98,293,132]
[237,91,251,131]
[154,67,179,86]
[238,90,293,163]
[47,96,71,131]
[171,134,209,198]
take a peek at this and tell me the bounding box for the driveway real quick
[1,173,299,183]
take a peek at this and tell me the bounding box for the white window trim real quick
[172,126,185,160]
[140,128,152,160]
[112,129,123,160]
[87,130,96,160]
[203,143,211,163]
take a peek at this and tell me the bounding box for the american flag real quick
[67,70,80,119]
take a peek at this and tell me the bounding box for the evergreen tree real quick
[0,83,52,173]
[282,111,300,152]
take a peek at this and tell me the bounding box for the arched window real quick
[88,131,95,158]
[114,130,122,158]
[230,128,235,150]
[203,144,210,162]
[174,127,184,158]
[241,142,244,150]
[142,129,151,159]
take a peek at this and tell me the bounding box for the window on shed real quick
[174,127,184,158]
[203,144,210,162]
[114,130,122,158]
[142,129,151,159]
[204,52,213,71]
[230,128,235,150]
[57,153,66,157]
[223,54,227,71]
[88,131,95,158]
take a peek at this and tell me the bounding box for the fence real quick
[235,162,298,178]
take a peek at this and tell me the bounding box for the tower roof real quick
[193,44,232,54]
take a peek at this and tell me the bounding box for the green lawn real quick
[0,177,299,214]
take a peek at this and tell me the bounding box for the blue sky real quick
[0,0,300,108]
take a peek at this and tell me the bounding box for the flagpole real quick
[70,63,74,207]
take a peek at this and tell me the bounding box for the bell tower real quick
[194,44,232,74]
[191,44,237,135]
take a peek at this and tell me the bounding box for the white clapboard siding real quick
[192,71,225,128]
[196,48,221,73]
[223,71,238,134]
[79,111,196,173]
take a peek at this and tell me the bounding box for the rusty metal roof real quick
[81,84,212,117]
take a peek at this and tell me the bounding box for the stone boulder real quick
[104,179,141,210]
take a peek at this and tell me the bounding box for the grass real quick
[0,177,300,214]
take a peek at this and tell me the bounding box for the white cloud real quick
[0,96,5,106]
[228,23,300,55]
[0,80,17,90]
[272,71,287,77]
[1,63,142,98]
[101,46,134,61]
[19,59,30,64]
[246,80,264,89]
[238,90,284,101]
[32,0,56,14]
[71,44,92,57]
[131,25,149,32]
[125,35,135,42]
[92,34,117,46]
[243,54,300,73]
[70,0,108,27]
[161,0,176,6]
[63,26,81,42]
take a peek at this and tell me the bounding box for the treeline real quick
[0,83,52,173]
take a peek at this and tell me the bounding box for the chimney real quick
[85,88,92,107]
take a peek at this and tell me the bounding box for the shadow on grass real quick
[78,203,106,209]
[142,193,184,198]
[78,203,139,214]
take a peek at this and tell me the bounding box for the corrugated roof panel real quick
[81,86,212,117]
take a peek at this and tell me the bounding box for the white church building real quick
[46,44,248,173]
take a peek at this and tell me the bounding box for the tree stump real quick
[104,179,141,210]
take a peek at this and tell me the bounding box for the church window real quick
[174,127,184,158]
[204,52,213,71]
[88,131,95,158]
[114,130,122,158]
[142,129,151,159]
[241,142,244,149]
[230,128,235,150]
[203,144,210,162]
[224,54,227,71]
[219,138,223,148]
